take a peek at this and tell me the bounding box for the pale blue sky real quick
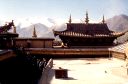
[0,0,128,21]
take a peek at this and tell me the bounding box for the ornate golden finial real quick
[11,20,16,33]
[32,25,37,38]
[69,14,72,23]
[85,11,89,24]
[13,26,16,33]
[102,15,105,24]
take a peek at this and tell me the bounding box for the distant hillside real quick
[16,23,54,38]
[107,14,128,32]
[106,14,128,43]
[1,15,128,43]
[7,18,66,38]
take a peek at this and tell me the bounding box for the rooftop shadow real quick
[56,77,77,80]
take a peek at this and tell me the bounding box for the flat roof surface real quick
[110,42,128,53]
[42,58,128,84]
[0,50,8,54]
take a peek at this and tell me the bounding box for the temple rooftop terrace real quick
[110,42,128,53]
[0,50,14,61]
[39,58,128,84]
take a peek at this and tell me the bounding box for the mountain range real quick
[106,14,128,43]
[107,14,128,32]
[8,17,67,38]
[1,14,128,43]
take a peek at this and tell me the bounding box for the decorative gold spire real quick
[85,11,89,24]
[102,15,105,24]
[32,25,37,38]
[13,26,16,33]
[69,14,72,23]
[12,20,16,33]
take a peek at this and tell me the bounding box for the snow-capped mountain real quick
[1,14,128,43]
[2,17,67,38]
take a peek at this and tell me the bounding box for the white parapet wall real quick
[110,42,128,60]
[38,58,53,84]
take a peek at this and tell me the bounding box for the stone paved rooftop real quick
[110,42,128,53]
[44,58,128,84]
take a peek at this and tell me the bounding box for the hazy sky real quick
[0,0,128,21]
